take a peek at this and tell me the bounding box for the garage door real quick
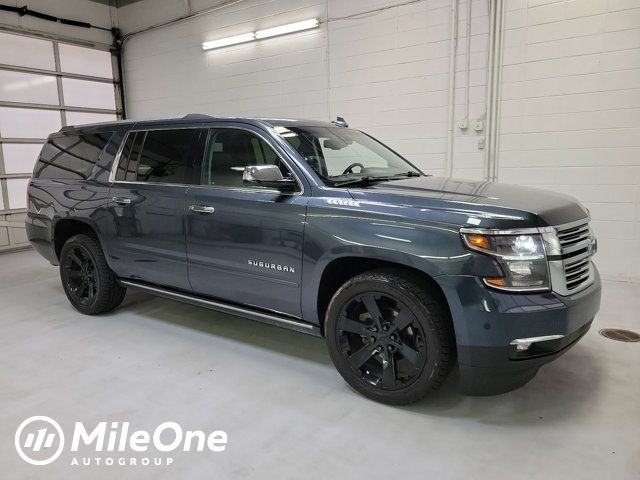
[0,30,120,252]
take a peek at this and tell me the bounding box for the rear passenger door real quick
[105,127,201,291]
[185,126,309,317]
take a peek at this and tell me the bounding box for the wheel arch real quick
[314,256,452,337]
[53,217,103,261]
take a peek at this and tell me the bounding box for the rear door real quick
[105,127,201,291]
[185,125,309,317]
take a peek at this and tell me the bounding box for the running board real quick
[119,280,321,337]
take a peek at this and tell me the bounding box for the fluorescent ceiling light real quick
[202,18,319,51]
[254,18,319,39]
[202,32,255,50]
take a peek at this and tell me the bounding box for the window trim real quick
[109,125,305,196]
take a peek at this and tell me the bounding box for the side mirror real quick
[242,165,297,192]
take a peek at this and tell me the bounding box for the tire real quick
[325,270,455,405]
[59,234,126,315]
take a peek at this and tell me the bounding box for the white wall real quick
[119,0,640,281]
[120,0,483,174]
[498,0,640,281]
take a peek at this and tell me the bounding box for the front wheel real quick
[325,270,455,405]
[59,234,126,315]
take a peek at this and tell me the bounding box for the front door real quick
[106,127,200,291]
[185,126,308,317]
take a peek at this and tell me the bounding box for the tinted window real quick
[33,132,112,179]
[201,129,289,188]
[115,129,195,184]
[114,131,146,182]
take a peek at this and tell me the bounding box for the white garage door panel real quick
[6,178,29,210]
[61,78,116,109]
[0,107,61,138]
[0,70,59,105]
[66,111,117,126]
[58,43,114,78]
[0,30,118,252]
[0,32,55,70]
[1,143,43,175]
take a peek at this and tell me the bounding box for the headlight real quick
[461,229,550,292]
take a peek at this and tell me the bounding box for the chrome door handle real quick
[112,196,131,205]
[189,205,215,214]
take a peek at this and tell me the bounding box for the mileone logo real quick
[15,416,227,467]
[248,259,295,273]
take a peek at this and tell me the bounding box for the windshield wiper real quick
[332,171,422,187]
[398,170,421,177]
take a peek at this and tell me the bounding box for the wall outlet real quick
[473,119,484,131]
[477,138,485,150]
[457,119,468,130]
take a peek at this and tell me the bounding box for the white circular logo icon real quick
[15,416,65,466]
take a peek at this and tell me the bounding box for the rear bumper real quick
[25,214,57,265]
[436,264,601,395]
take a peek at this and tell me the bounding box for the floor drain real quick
[599,329,640,342]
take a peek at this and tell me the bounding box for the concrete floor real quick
[1,249,638,479]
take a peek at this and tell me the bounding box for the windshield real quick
[274,126,422,185]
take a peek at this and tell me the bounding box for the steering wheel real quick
[342,162,365,175]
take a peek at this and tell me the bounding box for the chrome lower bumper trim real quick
[510,334,565,351]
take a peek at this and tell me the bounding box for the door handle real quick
[112,196,131,205]
[189,205,215,214]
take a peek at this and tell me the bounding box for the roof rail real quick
[183,113,213,119]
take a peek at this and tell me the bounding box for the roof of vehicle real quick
[59,114,341,134]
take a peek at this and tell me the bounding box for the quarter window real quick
[33,132,112,179]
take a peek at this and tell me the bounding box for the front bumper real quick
[436,264,601,395]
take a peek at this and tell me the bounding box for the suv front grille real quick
[553,220,594,294]
[557,222,590,252]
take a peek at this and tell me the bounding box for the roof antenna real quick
[332,116,348,127]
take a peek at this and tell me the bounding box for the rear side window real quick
[33,132,112,179]
[115,129,196,184]
[115,131,145,182]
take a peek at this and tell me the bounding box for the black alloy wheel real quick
[325,270,455,405]
[63,244,98,306]
[59,234,126,315]
[336,292,426,390]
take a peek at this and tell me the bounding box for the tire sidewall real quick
[325,273,445,404]
[59,235,103,314]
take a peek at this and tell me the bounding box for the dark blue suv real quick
[26,115,601,404]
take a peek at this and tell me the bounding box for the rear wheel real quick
[59,234,126,315]
[325,270,455,405]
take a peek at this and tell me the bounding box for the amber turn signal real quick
[466,234,490,250]
[485,278,506,287]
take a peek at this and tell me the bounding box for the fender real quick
[300,194,502,325]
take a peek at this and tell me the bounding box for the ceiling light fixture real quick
[254,18,320,39]
[202,18,319,51]
[202,32,256,50]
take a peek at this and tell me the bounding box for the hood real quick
[347,176,588,228]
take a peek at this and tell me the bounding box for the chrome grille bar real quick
[548,218,595,295]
